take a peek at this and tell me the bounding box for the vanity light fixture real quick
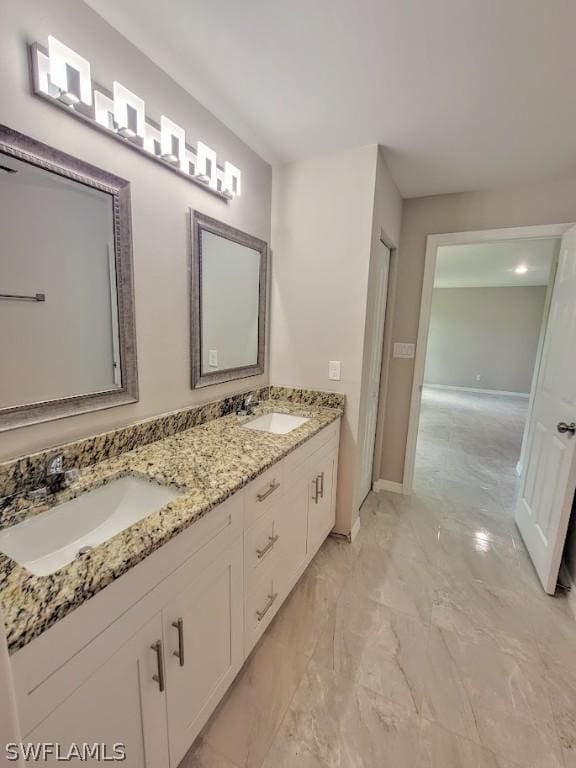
[224,162,242,197]
[514,264,528,275]
[195,141,218,189]
[30,37,242,202]
[94,90,116,131]
[113,82,145,140]
[160,115,185,169]
[48,36,92,108]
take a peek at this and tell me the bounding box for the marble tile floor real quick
[180,390,576,768]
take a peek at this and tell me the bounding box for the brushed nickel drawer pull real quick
[319,471,325,499]
[256,592,278,622]
[172,617,185,667]
[256,481,280,502]
[151,640,165,692]
[256,534,279,560]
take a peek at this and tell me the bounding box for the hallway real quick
[183,390,576,768]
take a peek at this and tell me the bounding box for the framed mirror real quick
[0,125,138,431]
[190,210,268,388]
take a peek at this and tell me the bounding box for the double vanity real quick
[0,89,343,766]
[0,388,342,766]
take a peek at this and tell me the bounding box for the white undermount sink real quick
[0,477,183,577]
[242,412,309,435]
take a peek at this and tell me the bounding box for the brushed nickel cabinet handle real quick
[256,534,279,560]
[312,476,320,504]
[151,640,165,692]
[319,471,325,499]
[257,481,280,502]
[256,592,278,622]
[172,617,185,667]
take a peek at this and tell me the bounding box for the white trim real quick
[424,384,529,398]
[403,222,575,495]
[516,251,559,480]
[349,517,361,543]
[373,478,408,495]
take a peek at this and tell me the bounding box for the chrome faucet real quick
[46,453,79,493]
[238,394,257,416]
[46,453,66,492]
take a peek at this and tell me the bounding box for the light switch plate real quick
[328,361,341,381]
[393,342,415,359]
[208,349,218,367]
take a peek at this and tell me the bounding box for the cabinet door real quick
[280,477,309,580]
[25,614,169,767]
[163,537,244,767]
[307,450,336,557]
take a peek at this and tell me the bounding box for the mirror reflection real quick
[191,210,268,389]
[0,154,121,409]
[200,230,260,375]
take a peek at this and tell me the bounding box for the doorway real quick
[404,223,576,593]
[359,237,391,504]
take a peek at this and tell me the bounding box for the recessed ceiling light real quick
[514,264,528,275]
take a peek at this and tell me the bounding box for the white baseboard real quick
[373,479,408,495]
[349,517,361,543]
[424,384,530,399]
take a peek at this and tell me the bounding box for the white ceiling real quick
[85,0,576,198]
[434,239,559,289]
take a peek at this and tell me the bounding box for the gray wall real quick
[376,178,576,485]
[424,286,547,394]
[270,144,402,534]
[0,0,271,461]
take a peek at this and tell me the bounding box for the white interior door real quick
[515,225,576,594]
[360,239,390,501]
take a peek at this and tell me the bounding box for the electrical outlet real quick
[208,349,218,367]
[476,374,482,381]
[328,361,341,381]
[393,342,415,359]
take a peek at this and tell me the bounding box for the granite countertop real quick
[0,399,342,654]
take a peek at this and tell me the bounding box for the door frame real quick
[359,236,391,504]
[403,222,575,494]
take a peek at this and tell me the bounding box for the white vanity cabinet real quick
[25,613,169,767]
[12,417,340,768]
[244,419,339,652]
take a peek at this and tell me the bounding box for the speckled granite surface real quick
[0,387,270,507]
[0,392,343,654]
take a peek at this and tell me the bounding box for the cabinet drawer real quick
[245,557,287,654]
[244,462,284,528]
[244,484,307,591]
